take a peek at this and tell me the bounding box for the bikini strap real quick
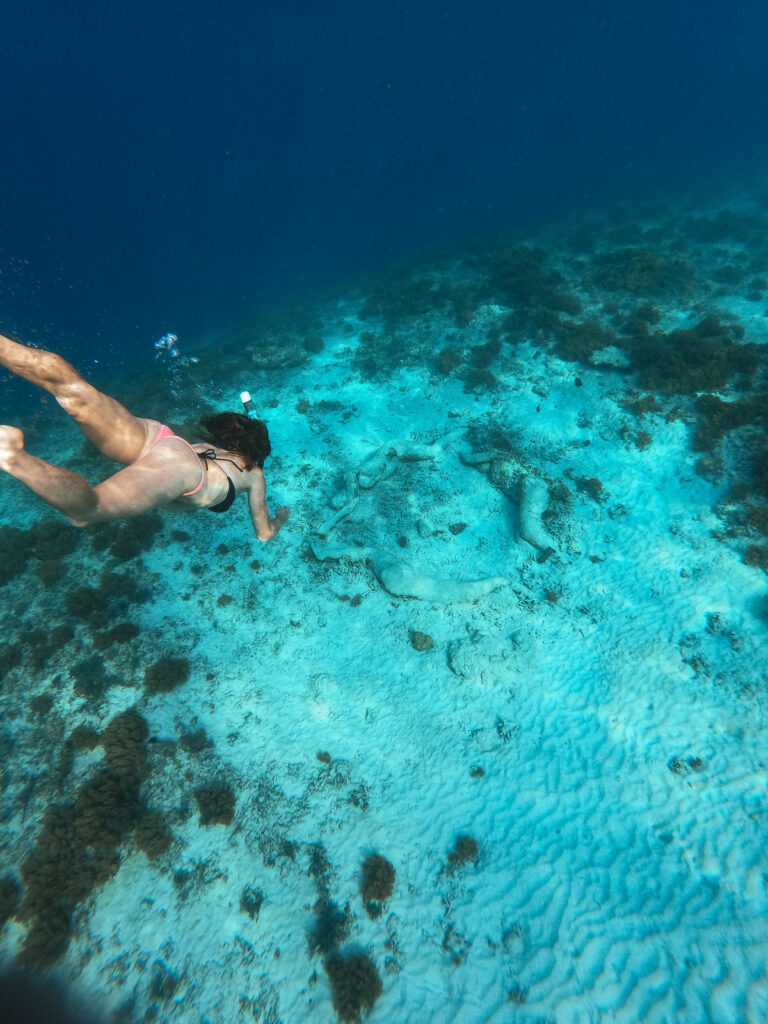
[198,448,245,473]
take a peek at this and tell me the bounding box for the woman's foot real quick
[0,425,25,471]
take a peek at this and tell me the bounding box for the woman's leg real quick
[0,332,151,464]
[0,425,97,522]
[0,424,201,526]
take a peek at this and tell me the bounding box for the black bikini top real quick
[197,449,246,473]
[198,449,244,514]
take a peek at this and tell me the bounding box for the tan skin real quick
[0,333,290,540]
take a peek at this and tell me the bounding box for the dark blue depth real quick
[0,0,766,376]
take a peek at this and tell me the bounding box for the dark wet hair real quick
[199,412,271,469]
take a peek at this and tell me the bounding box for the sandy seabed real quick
[1,187,767,1024]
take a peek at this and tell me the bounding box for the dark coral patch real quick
[240,887,264,920]
[144,656,191,696]
[361,854,395,919]
[0,526,34,585]
[627,316,759,395]
[324,951,383,1023]
[0,876,21,926]
[17,709,149,968]
[194,782,235,826]
[134,812,172,860]
[590,247,695,297]
[308,899,351,957]
[447,835,479,866]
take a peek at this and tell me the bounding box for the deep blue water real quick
[1,0,767,378]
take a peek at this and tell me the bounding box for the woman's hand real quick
[263,504,290,540]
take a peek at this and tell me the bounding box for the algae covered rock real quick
[409,629,433,652]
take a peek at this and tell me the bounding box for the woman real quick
[0,332,290,541]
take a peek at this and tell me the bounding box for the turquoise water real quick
[2,3,768,1019]
[1,184,767,1022]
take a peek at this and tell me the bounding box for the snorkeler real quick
[0,333,290,540]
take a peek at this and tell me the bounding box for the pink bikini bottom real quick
[139,423,205,495]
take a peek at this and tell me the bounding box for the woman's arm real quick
[246,468,290,541]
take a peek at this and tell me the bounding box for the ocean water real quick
[1,4,768,1023]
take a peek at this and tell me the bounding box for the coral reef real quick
[92,621,140,650]
[17,710,149,967]
[70,654,113,701]
[447,835,479,867]
[473,244,582,315]
[179,728,214,753]
[134,812,172,860]
[590,247,695,297]
[90,512,163,561]
[576,477,604,502]
[324,951,383,1023]
[0,525,33,585]
[0,876,21,927]
[144,656,191,696]
[743,544,768,570]
[194,782,235,826]
[627,316,759,395]
[361,854,395,919]
[308,899,351,957]
[240,887,264,920]
[693,393,766,452]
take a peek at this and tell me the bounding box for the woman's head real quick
[199,412,271,469]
